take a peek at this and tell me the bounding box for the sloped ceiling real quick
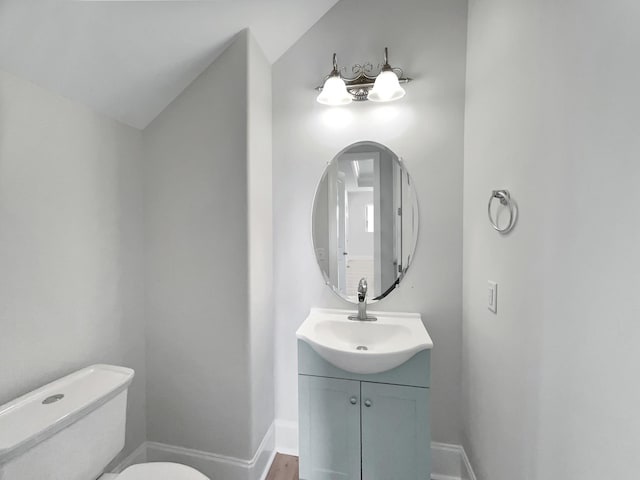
[0,1,340,129]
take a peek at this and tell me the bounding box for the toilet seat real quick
[116,462,209,480]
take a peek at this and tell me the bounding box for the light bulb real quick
[317,75,353,106]
[367,70,406,102]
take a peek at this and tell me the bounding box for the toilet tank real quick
[0,365,134,480]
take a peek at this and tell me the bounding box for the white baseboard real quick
[111,442,148,473]
[431,442,477,480]
[274,419,299,456]
[113,422,477,480]
[274,419,476,480]
[460,444,477,480]
[257,449,278,480]
[111,422,275,480]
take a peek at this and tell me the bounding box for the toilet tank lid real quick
[0,364,134,464]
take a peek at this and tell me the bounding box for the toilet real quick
[101,463,208,480]
[0,364,208,480]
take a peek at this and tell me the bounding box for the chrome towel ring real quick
[488,190,517,234]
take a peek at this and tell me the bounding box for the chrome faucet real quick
[348,278,377,321]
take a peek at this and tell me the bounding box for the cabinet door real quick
[298,375,361,480]
[361,382,430,480]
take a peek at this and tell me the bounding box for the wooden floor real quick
[265,454,299,480]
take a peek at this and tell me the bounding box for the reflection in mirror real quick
[312,141,419,303]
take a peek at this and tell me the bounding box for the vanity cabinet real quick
[298,341,431,480]
[361,382,429,480]
[298,376,361,479]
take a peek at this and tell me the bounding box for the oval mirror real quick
[312,141,419,303]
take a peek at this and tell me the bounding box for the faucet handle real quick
[357,277,368,302]
[348,277,377,321]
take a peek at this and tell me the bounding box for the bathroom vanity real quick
[300,141,431,479]
[297,309,432,480]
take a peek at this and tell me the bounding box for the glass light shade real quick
[317,75,353,106]
[367,70,406,102]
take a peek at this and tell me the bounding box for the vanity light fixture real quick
[368,48,407,102]
[316,47,411,105]
[316,54,353,106]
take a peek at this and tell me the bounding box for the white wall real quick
[273,0,468,445]
[537,0,640,477]
[0,27,274,472]
[144,31,252,458]
[347,191,374,257]
[0,69,146,460]
[144,29,274,463]
[463,1,640,479]
[462,1,547,478]
[247,33,275,455]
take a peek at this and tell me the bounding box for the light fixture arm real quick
[381,47,397,74]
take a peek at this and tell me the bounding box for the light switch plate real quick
[488,281,497,313]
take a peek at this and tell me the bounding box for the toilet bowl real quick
[0,365,210,480]
[100,462,209,480]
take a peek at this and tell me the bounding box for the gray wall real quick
[463,0,640,479]
[144,30,274,460]
[273,0,468,445]
[0,69,146,460]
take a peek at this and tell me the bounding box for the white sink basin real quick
[296,308,433,374]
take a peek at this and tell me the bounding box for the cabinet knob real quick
[349,396,358,405]
[364,399,372,408]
